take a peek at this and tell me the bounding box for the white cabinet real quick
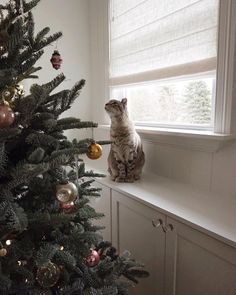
[165,217,236,295]
[111,189,236,295]
[112,190,165,295]
[90,182,111,242]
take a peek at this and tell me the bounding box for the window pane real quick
[110,76,215,128]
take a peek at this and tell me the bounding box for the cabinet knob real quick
[162,224,174,233]
[152,218,163,228]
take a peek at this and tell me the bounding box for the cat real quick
[105,98,145,182]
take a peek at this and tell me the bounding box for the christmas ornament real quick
[50,50,62,70]
[84,249,100,267]
[56,181,78,203]
[60,201,75,213]
[0,248,7,257]
[86,142,102,160]
[0,100,15,128]
[2,86,17,101]
[36,262,60,288]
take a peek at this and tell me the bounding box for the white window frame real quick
[89,0,236,150]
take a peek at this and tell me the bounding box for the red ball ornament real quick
[60,201,74,213]
[50,50,62,70]
[0,102,14,128]
[84,249,100,267]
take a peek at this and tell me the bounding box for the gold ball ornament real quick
[56,181,78,203]
[0,248,7,257]
[36,262,60,288]
[86,142,102,160]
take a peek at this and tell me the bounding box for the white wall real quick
[32,0,92,139]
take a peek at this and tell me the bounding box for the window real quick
[108,0,231,132]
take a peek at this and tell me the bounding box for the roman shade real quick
[109,0,219,86]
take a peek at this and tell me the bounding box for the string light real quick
[6,240,11,246]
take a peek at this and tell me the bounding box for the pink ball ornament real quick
[84,249,100,267]
[60,202,74,213]
[0,102,14,128]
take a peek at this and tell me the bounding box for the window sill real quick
[99,124,235,152]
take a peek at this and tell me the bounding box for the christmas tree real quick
[0,1,148,294]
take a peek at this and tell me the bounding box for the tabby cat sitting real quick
[105,98,145,182]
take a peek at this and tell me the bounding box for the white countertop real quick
[90,169,236,248]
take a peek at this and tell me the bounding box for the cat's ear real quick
[121,98,127,106]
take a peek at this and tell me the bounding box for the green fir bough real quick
[0,0,148,294]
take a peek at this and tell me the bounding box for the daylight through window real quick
[109,0,219,130]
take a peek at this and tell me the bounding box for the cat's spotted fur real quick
[105,98,145,182]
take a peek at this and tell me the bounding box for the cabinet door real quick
[90,181,111,242]
[112,190,166,295]
[165,217,236,295]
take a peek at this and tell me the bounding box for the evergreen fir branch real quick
[6,19,24,53]
[54,249,76,268]
[26,133,59,149]
[0,273,11,293]
[6,162,49,190]
[19,50,44,74]
[28,147,45,163]
[42,73,66,94]
[0,127,21,142]
[57,117,81,126]
[83,171,106,178]
[0,142,7,175]
[35,243,58,267]
[35,26,50,44]
[12,265,35,286]
[68,79,86,105]
[23,0,41,13]
[27,11,34,46]
[96,140,112,146]
[51,121,98,133]
[36,31,62,50]
[29,212,75,228]
[80,179,95,188]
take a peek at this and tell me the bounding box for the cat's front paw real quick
[125,177,134,183]
[115,177,125,182]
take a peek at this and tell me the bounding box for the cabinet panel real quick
[165,217,236,295]
[90,181,111,242]
[112,190,166,295]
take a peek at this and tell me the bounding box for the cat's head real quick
[105,98,128,118]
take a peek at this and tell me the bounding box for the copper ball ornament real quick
[86,142,102,160]
[0,248,7,257]
[36,262,60,288]
[84,249,100,267]
[56,182,78,203]
[0,102,15,128]
[50,50,62,70]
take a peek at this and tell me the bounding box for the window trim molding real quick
[215,0,236,134]
[90,0,236,139]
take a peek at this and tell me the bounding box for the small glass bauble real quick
[36,262,60,288]
[84,249,100,267]
[50,50,62,70]
[60,201,75,213]
[56,181,78,203]
[86,142,102,160]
